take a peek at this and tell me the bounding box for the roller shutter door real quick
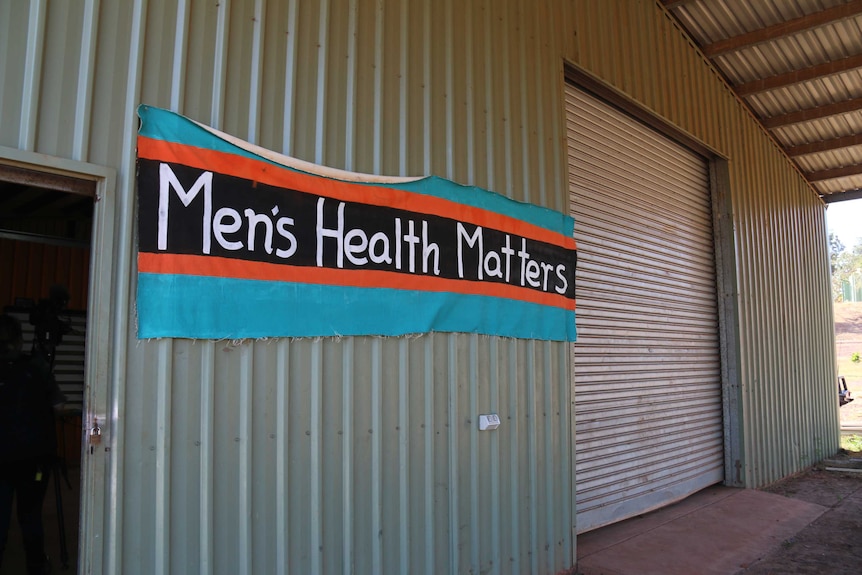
[566,85,723,533]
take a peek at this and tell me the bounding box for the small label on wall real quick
[478,414,501,431]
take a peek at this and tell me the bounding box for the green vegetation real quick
[840,434,862,452]
[838,353,862,379]
[829,233,862,302]
[852,351,861,363]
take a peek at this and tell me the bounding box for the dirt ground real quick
[836,302,862,425]
[738,304,862,574]
[738,454,862,574]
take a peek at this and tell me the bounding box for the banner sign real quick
[136,105,577,340]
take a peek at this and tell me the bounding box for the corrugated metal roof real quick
[665,0,862,202]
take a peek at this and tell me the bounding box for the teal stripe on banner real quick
[137,273,576,341]
[137,105,574,234]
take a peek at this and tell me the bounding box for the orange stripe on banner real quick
[137,136,577,250]
[138,252,576,311]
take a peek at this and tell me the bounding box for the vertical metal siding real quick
[563,0,839,488]
[0,0,573,573]
[0,1,25,144]
[0,0,841,573]
[19,0,46,151]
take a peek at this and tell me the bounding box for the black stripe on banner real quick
[137,159,576,300]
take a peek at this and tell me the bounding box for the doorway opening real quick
[827,198,862,439]
[0,164,95,574]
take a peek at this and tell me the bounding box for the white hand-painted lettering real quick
[368,232,392,264]
[484,251,504,279]
[403,220,420,273]
[422,221,440,275]
[500,235,515,283]
[317,198,442,275]
[213,207,243,250]
[152,165,571,297]
[555,263,568,294]
[158,163,213,253]
[518,238,531,286]
[525,259,541,288]
[457,223,483,279]
[275,216,298,258]
[344,228,369,266]
[317,197,346,267]
[245,208,274,255]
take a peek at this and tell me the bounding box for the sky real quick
[826,197,862,250]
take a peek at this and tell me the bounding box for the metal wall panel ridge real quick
[125,0,576,572]
[563,0,839,489]
[730,123,840,486]
[0,0,576,573]
[0,0,30,146]
[120,333,572,575]
[0,0,843,572]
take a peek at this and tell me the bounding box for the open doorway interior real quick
[828,198,862,442]
[1,165,94,574]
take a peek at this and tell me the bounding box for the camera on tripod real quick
[24,285,76,570]
[28,284,72,366]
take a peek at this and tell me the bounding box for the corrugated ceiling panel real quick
[746,68,862,120]
[669,0,862,197]
[777,117,861,147]
[795,146,862,170]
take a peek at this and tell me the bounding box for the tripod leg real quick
[52,420,70,572]
[54,464,69,570]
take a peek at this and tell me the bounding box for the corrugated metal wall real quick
[119,335,571,574]
[562,0,838,487]
[0,0,840,573]
[3,1,574,574]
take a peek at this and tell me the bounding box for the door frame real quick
[0,145,117,572]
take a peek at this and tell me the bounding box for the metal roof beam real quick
[0,164,95,196]
[823,188,862,203]
[762,97,862,128]
[806,164,862,182]
[735,54,862,96]
[0,228,89,248]
[786,134,862,157]
[703,0,862,58]
[662,0,699,9]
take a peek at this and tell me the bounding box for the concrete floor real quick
[0,474,831,575]
[1,463,81,575]
[576,485,827,575]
